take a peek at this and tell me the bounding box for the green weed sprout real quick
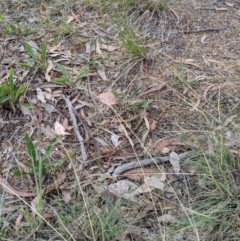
[18,42,48,72]
[14,133,69,214]
[52,63,92,86]
[0,67,26,111]
[112,86,151,110]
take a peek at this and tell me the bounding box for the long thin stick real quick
[112,150,196,176]
[62,96,87,162]
[181,28,221,34]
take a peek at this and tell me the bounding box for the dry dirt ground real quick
[1,0,240,240]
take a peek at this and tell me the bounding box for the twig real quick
[62,96,87,162]
[73,108,99,153]
[180,28,222,34]
[194,7,217,10]
[87,34,98,107]
[112,150,196,176]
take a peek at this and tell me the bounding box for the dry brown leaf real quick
[33,104,43,123]
[71,93,80,104]
[61,189,71,203]
[121,167,160,181]
[17,162,29,173]
[67,15,74,23]
[98,89,117,106]
[62,118,68,129]
[143,112,150,130]
[80,108,86,118]
[43,173,66,194]
[85,42,93,54]
[118,124,134,147]
[159,199,176,210]
[203,82,230,100]
[169,152,180,173]
[131,173,166,196]
[0,176,34,197]
[100,44,118,51]
[96,39,102,54]
[108,180,144,204]
[161,147,170,154]
[36,88,46,103]
[154,138,177,153]
[45,61,53,82]
[95,137,109,147]
[144,174,166,189]
[15,213,24,231]
[43,213,53,219]
[210,82,230,91]
[31,196,38,218]
[216,7,228,11]
[54,121,70,136]
[52,89,63,98]
[98,69,107,81]
[203,84,218,100]
[48,41,62,53]
[183,59,201,68]
[158,214,176,223]
[138,82,165,97]
[149,120,157,131]
[97,64,107,81]
[26,40,39,50]
[141,129,149,144]
[18,95,25,104]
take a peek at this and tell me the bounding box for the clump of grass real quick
[0,12,37,36]
[13,133,69,217]
[112,86,151,112]
[87,0,146,58]
[52,63,92,86]
[172,60,184,87]
[145,0,172,13]
[18,42,48,73]
[118,27,147,58]
[55,193,129,240]
[0,67,27,112]
[167,132,240,240]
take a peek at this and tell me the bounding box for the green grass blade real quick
[24,133,37,165]
[25,42,38,61]
[75,66,91,81]
[52,77,70,85]
[41,44,47,63]
[131,86,141,100]
[14,83,26,100]
[0,96,10,104]
[8,67,14,88]
[42,136,58,162]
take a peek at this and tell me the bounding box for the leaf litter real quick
[2,0,240,240]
